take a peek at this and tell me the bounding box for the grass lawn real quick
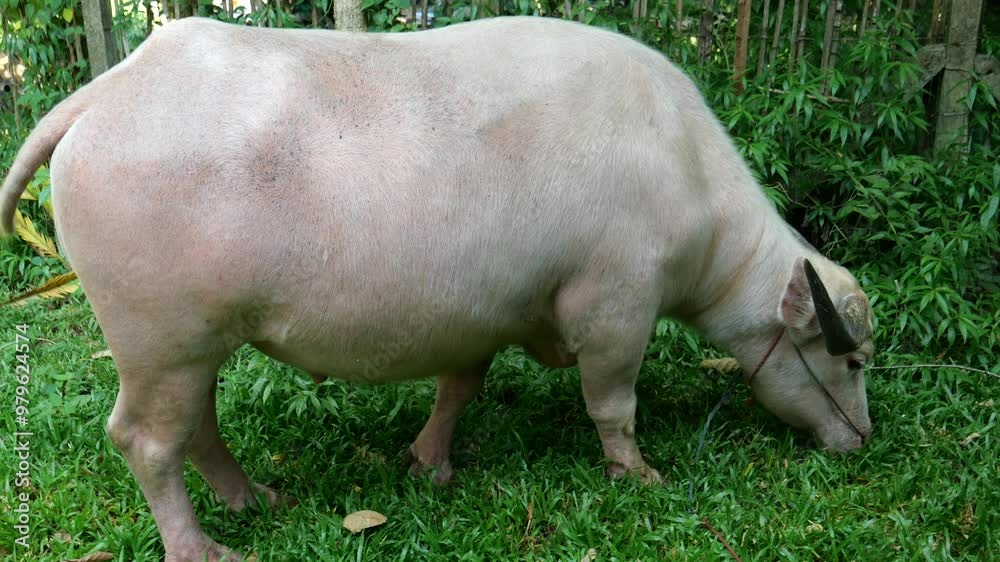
[0,299,996,561]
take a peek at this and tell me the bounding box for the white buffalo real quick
[0,16,874,562]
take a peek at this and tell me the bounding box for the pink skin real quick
[0,17,873,561]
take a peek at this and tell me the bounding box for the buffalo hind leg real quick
[408,362,489,484]
[187,380,296,512]
[106,358,243,562]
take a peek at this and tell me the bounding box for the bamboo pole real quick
[821,0,836,68]
[74,32,83,64]
[699,0,716,62]
[861,0,871,35]
[795,0,809,62]
[789,0,800,65]
[632,0,648,39]
[927,0,942,41]
[114,0,131,58]
[676,0,683,36]
[768,0,785,65]
[829,0,842,69]
[757,0,771,75]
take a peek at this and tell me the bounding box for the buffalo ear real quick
[779,257,820,335]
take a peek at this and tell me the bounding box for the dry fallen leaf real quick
[581,547,598,562]
[342,510,387,534]
[699,357,741,373]
[805,522,824,534]
[90,349,112,359]
[63,552,113,562]
[54,530,72,543]
[959,432,980,447]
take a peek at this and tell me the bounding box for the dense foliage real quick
[3,0,995,371]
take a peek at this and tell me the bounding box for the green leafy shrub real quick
[1,2,996,373]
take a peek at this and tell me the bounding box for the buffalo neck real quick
[684,189,804,365]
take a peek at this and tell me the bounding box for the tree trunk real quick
[335,0,366,31]
[698,0,715,62]
[144,0,154,34]
[733,0,752,90]
[82,0,120,79]
[757,0,771,75]
[421,0,429,29]
[934,0,984,152]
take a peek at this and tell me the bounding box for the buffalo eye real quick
[847,359,864,372]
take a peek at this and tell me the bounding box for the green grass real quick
[0,300,996,561]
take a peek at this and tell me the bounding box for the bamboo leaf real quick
[2,272,79,307]
[14,210,61,260]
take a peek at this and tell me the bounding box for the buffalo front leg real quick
[187,380,295,512]
[106,359,243,562]
[408,362,489,484]
[579,350,663,484]
[561,285,663,485]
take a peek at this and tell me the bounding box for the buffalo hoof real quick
[166,537,249,562]
[406,444,454,485]
[606,462,664,485]
[249,482,298,509]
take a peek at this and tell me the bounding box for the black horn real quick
[803,259,864,356]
